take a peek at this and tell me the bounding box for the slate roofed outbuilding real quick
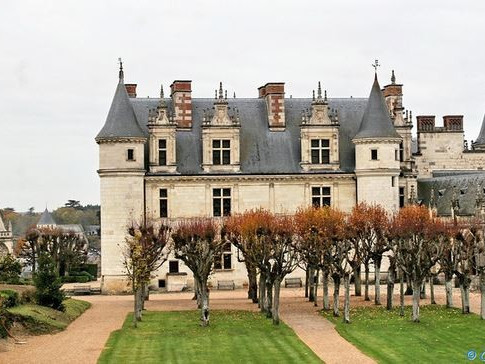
[95,80,146,141]
[353,75,401,140]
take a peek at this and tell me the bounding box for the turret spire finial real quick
[312,90,315,101]
[317,81,322,99]
[391,70,396,84]
[372,59,380,80]
[324,90,327,102]
[160,84,164,99]
[118,57,124,83]
[219,82,223,99]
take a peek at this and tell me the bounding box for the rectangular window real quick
[371,149,378,160]
[399,187,405,208]
[127,148,134,161]
[159,188,168,218]
[213,188,231,217]
[212,139,231,165]
[311,186,331,207]
[169,260,179,274]
[399,142,404,162]
[395,149,399,161]
[392,177,396,187]
[158,139,167,166]
[310,139,330,164]
[214,242,232,270]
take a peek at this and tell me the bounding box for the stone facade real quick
[96,67,483,293]
[0,214,13,257]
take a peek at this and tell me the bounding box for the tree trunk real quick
[430,276,436,304]
[308,267,315,302]
[259,272,266,312]
[460,277,471,314]
[374,257,382,305]
[364,263,370,301]
[134,285,143,322]
[247,265,258,303]
[405,275,413,295]
[480,271,485,320]
[132,282,138,328]
[200,280,210,326]
[354,265,362,296]
[272,278,281,325]
[333,274,340,317]
[399,269,404,317]
[343,274,350,323]
[266,278,273,318]
[412,279,421,323]
[445,274,453,308]
[386,264,395,310]
[323,270,330,310]
[420,280,426,299]
[314,269,319,307]
[305,268,309,298]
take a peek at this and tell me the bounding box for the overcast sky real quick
[1,0,484,212]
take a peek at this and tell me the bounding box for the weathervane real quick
[372,59,380,74]
[118,57,124,82]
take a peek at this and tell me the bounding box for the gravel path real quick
[1,285,481,364]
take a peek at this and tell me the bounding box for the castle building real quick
[0,214,13,257]
[96,63,426,293]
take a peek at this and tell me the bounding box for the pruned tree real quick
[392,205,443,322]
[438,222,460,308]
[122,219,170,327]
[172,218,220,327]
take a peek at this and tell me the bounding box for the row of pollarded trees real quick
[122,203,485,328]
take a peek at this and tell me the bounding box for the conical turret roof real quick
[353,76,401,140]
[474,114,485,145]
[95,79,146,141]
[38,208,56,226]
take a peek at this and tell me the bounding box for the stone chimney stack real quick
[416,115,436,132]
[170,80,192,129]
[443,115,464,131]
[125,84,137,98]
[258,82,285,130]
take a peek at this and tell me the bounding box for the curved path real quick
[1,285,480,364]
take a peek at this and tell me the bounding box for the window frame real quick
[311,186,332,207]
[310,139,330,164]
[159,188,168,218]
[213,188,231,217]
[127,148,135,161]
[212,139,231,165]
[371,149,378,160]
[214,242,232,270]
[158,139,167,166]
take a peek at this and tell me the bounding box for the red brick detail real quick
[417,116,435,132]
[125,84,137,98]
[443,115,463,131]
[170,80,192,94]
[382,84,402,97]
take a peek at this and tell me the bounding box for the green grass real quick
[98,310,322,364]
[7,298,91,334]
[323,305,485,364]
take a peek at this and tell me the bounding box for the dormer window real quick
[311,139,330,164]
[127,148,135,161]
[158,139,167,166]
[212,139,231,165]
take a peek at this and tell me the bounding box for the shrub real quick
[34,253,65,311]
[20,288,36,304]
[0,254,22,284]
[72,264,98,278]
[0,289,20,308]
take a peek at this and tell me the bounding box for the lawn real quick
[323,305,485,363]
[98,310,322,364]
[7,298,91,334]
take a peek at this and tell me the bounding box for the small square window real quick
[169,261,179,274]
[127,149,135,161]
[371,149,378,160]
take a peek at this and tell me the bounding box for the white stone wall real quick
[99,142,145,170]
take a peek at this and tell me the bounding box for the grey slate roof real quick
[418,173,485,216]
[96,81,146,140]
[38,208,56,225]
[130,97,368,174]
[474,114,485,145]
[353,76,401,140]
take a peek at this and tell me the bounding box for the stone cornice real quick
[98,169,146,177]
[145,173,356,184]
[352,137,402,144]
[95,137,147,144]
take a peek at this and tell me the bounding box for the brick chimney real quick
[258,82,285,130]
[170,80,192,129]
[443,115,463,132]
[416,115,435,132]
[125,84,137,98]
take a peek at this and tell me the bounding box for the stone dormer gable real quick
[353,75,401,141]
[148,85,174,127]
[203,83,241,127]
[95,63,146,143]
[302,82,338,126]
